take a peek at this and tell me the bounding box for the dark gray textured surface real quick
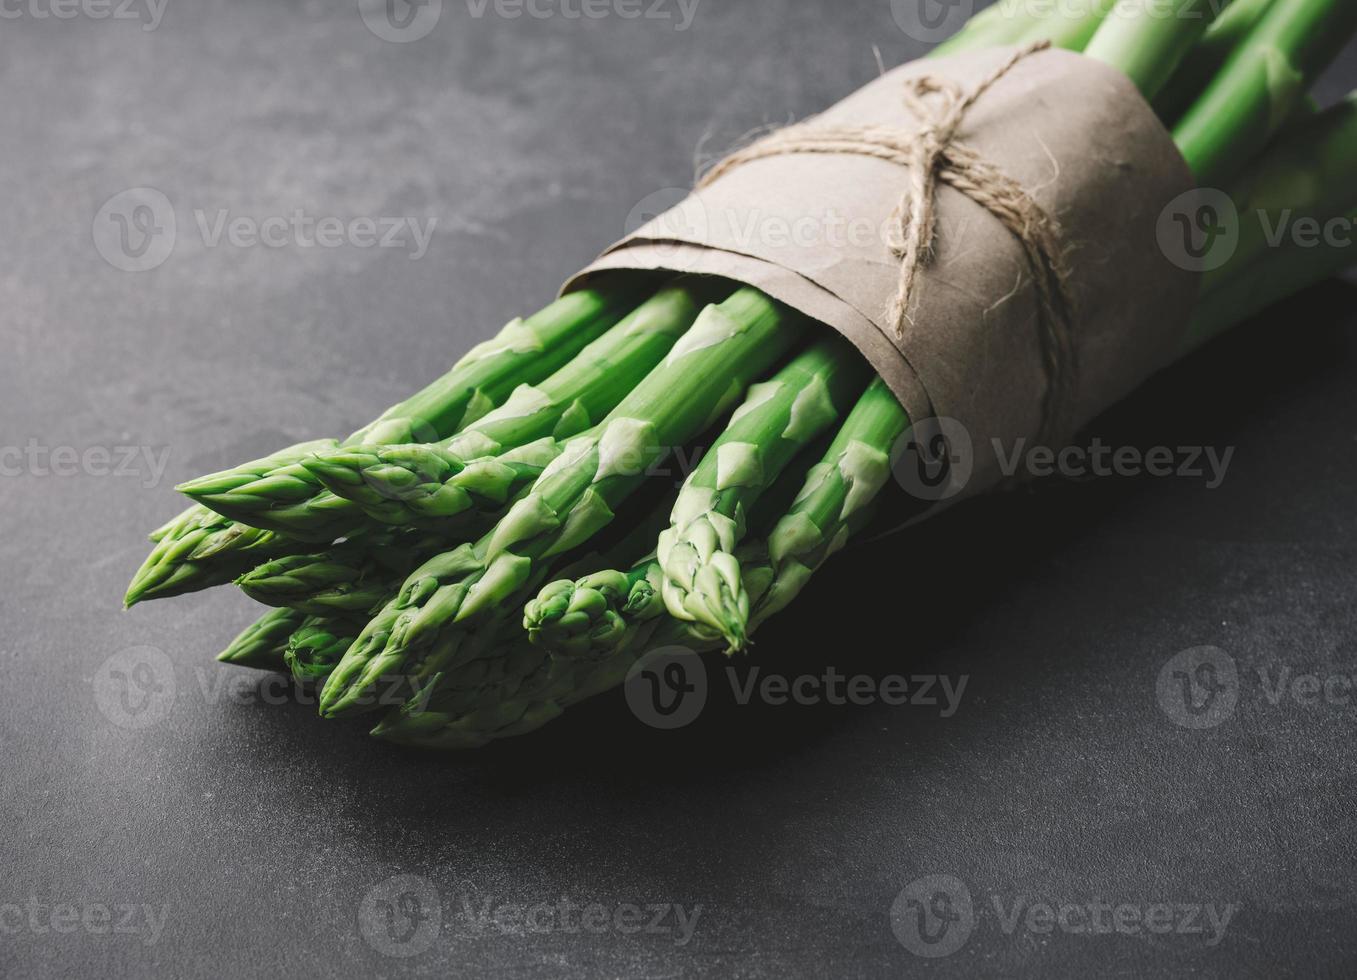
[3,1,1357,976]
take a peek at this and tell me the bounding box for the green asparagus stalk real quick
[390,453,892,750]
[175,284,648,536]
[216,607,308,671]
[1206,91,1357,290]
[929,0,1041,58]
[126,499,304,607]
[379,553,768,749]
[1155,0,1276,120]
[1016,0,1119,51]
[301,438,560,527]
[234,530,437,616]
[300,280,724,529]
[318,288,810,718]
[524,562,665,657]
[1084,0,1226,101]
[1172,0,1357,183]
[656,337,871,649]
[748,377,909,629]
[407,440,831,743]
[126,285,648,604]
[284,616,362,684]
[527,378,907,661]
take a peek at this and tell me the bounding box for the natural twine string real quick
[697,42,1077,447]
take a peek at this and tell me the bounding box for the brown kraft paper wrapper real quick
[563,45,1200,501]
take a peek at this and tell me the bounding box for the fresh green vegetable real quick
[656,337,871,649]
[300,280,724,529]
[1173,0,1357,182]
[216,607,307,671]
[284,616,361,684]
[1085,0,1226,100]
[124,0,1357,752]
[1156,0,1277,120]
[174,284,650,536]
[126,500,303,607]
[318,288,809,718]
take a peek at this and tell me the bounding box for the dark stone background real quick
[3,1,1355,976]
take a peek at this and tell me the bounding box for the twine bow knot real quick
[697,42,1077,447]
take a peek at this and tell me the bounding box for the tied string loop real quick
[697,42,1077,448]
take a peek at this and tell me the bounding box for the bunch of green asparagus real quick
[129,0,1357,748]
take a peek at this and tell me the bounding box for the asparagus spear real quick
[284,616,361,684]
[300,280,724,529]
[379,555,764,750]
[216,607,308,671]
[387,439,827,743]
[1084,0,1226,101]
[656,337,871,650]
[234,535,424,617]
[1015,0,1117,52]
[126,285,647,603]
[126,499,304,607]
[1172,0,1357,183]
[748,378,908,629]
[388,444,892,750]
[1205,91,1357,290]
[318,288,810,718]
[524,562,665,658]
[1155,0,1277,121]
[527,379,908,661]
[929,0,1042,58]
[174,284,648,536]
